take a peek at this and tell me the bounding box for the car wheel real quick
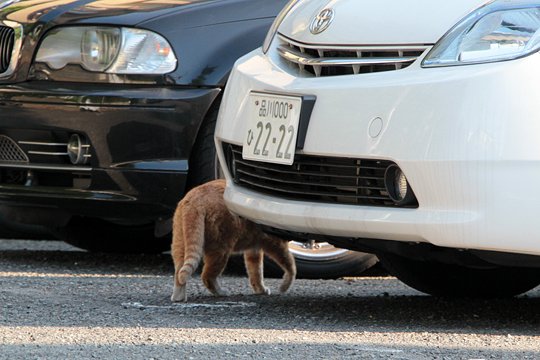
[186,100,221,189]
[263,241,378,279]
[55,217,171,253]
[378,252,540,298]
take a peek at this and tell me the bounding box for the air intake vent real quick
[223,143,418,208]
[0,135,29,163]
[0,26,15,74]
[277,35,429,77]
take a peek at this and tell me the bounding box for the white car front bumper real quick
[215,47,540,256]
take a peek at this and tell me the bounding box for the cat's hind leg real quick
[171,279,187,303]
[244,249,270,295]
[172,250,203,302]
[262,236,296,293]
[201,252,230,297]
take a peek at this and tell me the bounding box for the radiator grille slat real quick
[237,176,390,201]
[0,26,15,74]
[224,143,418,208]
[233,158,383,180]
[235,168,387,191]
[277,35,430,77]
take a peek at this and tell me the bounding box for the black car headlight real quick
[34,26,177,74]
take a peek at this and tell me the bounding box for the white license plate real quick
[242,92,302,165]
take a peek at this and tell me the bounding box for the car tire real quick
[56,217,171,253]
[186,100,221,189]
[264,241,378,279]
[378,252,540,298]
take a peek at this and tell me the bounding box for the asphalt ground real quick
[1,239,540,359]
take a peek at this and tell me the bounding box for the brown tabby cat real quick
[171,179,296,302]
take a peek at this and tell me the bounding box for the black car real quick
[0,0,286,248]
[0,0,376,278]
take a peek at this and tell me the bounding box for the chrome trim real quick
[28,151,69,156]
[278,46,418,66]
[0,163,92,171]
[289,241,349,260]
[262,0,303,53]
[18,139,92,161]
[280,35,430,52]
[277,34,430,77]
[19,141,69,146]
[0,20,23,78]
[309,8,335,35]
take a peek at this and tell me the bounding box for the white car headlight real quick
[35,26,177,74]
[262,0,302,54]
[423,1,540,67]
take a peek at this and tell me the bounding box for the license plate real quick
[242,92,302,165]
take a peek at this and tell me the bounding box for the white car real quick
[215,0,540,297]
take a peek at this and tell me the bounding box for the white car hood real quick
[278,0,490,45]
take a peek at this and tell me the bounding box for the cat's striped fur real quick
[171,179,296,302]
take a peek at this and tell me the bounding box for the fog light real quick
[67,134,90,165]
[384,164,415,205]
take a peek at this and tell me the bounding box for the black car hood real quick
[0,0,285,86]
[0,0,257,27]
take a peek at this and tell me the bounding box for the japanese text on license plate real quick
[242,93,302,165]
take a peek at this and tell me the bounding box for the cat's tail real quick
[171,206,205,302]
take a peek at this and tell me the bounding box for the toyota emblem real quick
[309,8,334,35]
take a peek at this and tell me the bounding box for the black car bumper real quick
[0,81,220,225]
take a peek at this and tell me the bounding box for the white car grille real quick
[223,143,418,208]
[277,35,430,77]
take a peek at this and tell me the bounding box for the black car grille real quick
[0,26,15,74]
[0,135,28,162]
[223,143,418,208]
[277,35,429,77]
[0,132,92,188]
[0,131,92,166]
